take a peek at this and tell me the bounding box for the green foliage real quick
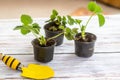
[49,26,58,31]
[64,1,105,40]
[64,27,78,40]
[97,14,105,26]
[40,36,46,46]
[14,26,23,30]
[81,25,86,40]
[57,16,61,22]
[80,1,105,40]
[72,28,78,34]
[14,14,66,46]
[21,14,33,25]
[49,9,58,21]
[20,27,30,35]
[67,15,75,25]
[62,16,67,25]
[46,9,67,31]
[59,25,65,30]
[14,15,41,35]
[52,9,58,16]
[79,1,105,39]
[63,16,81,40]
[87,2,105,27]
[75,19,82,25]
[14,14,47,46]
[88,2,102,13]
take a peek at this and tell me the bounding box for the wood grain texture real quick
[0,16,120,54]
[0,15,120,54]
[0,15,120,80]
[0,53,120,79]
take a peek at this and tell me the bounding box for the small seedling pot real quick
[74,32,97,57]
[44,22,64,46]
[32,39,55,63]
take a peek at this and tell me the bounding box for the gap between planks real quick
[4,52,120,55]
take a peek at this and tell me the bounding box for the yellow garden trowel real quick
[0,53,54,79]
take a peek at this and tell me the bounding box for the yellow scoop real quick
[0,53,54,79]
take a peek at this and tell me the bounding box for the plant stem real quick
[47,32,64,41]
[85,13,95,29]
[81,13,95,40]
[81,30,85,40]
[30,28,47,46]
[31,30,41,43]
[36,29,42,36]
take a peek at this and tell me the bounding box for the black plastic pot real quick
[44,22,64,46]
[32,39,55,63]
[74,32,97,57]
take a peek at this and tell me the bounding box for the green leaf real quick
[32,23,41,31]
[55,20,60,25]
[49,26,57,31]
[72,28,78,34]
[14,26,23,30]
[50,15,56,21]
[64,27,78,40]
[65,27,71,33]
[32,28,39,34]
[95,5,102,13]
[21,28,30,35]
[97,14,105,27]
[40,36,46,46]
[62,16,67,26]
[32,23,39,27]
[88,1,103,13]
[59,25,65,30]
[52,9,58,16]
[81,25,85,32]
[65,33,74,40]
[62,16,66,21]
[67,15,75,25]
[21,14,33,25]
[49,10,58,22]
[62,21,67,27]
[88,2,96,12]
[57,16,61,22]
[75,19,82,24]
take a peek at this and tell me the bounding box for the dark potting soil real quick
[45,39,55,47]
[35,39,55,47]
[75,33,96,42]
[46,25,63,32]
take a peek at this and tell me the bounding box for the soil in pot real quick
[44,22,64,46]
[74,32,97,57]
[32,39,55,63]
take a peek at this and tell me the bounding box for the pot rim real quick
[74,32,97,43]
[44,22,64,34]
[31,38,55,48]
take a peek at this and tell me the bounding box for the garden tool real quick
[0,53,54,79]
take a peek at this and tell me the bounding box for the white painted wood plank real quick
[0,15,120,80]
[0,53,120,79]
[0,15,120,54]
[1,77,120,80]
[0,35,120,54]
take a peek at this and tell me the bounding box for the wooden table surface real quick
[0,15,120,80]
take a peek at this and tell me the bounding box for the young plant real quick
[14,14,64,46]
[46,9,67,31]
[63,15,82,40]
[65,1,105,41]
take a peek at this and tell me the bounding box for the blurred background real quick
[0,0,120,19]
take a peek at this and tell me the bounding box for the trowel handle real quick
[0,53,23,71]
